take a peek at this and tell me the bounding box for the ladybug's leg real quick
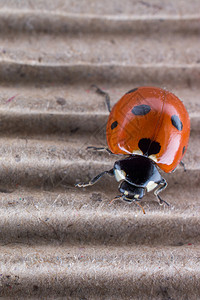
[76,169,114,188]
[154,179,169,206]
[180,160,187,172]
[87,146,113,155]
[91,84,111,112]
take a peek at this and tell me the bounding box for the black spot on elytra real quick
[138,138,161,156]
[182,146,186,155]
[126,88,138,94]
[132,104,151,116]
[111,120,118,130]
[171,115,183,131]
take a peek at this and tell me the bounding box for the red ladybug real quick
[77,86,190,207]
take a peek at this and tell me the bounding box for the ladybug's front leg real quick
[180,160,187,172]
[76,169,114,188]
[154,178,169,206]
[91,84,111,112]
[87,146,113,155]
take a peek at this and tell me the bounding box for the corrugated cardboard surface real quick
[0,1,200,299]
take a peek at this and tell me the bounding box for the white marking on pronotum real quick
[132,150,143,156]
[149,154,158,162]
[114,169,126,182]
[146,181,158,192]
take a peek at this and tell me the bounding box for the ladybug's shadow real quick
[85,178,171,212]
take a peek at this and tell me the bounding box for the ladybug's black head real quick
[119,181,145,202]
[113,155,164,202]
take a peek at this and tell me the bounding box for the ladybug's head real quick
[118,180,145,202]
[113,155,164,202]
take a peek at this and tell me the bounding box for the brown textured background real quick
[0,1,200,299]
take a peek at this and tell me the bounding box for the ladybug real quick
[76,86,190,208]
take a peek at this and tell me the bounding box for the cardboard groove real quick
[0,62,200,85]
[0,208,199,246]
[0,10,200,35]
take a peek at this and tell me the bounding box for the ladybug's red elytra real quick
[76,86,190,207]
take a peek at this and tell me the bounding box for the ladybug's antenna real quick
[109,195,146,214]
[109,195,122,205]
[134,201,146,214]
